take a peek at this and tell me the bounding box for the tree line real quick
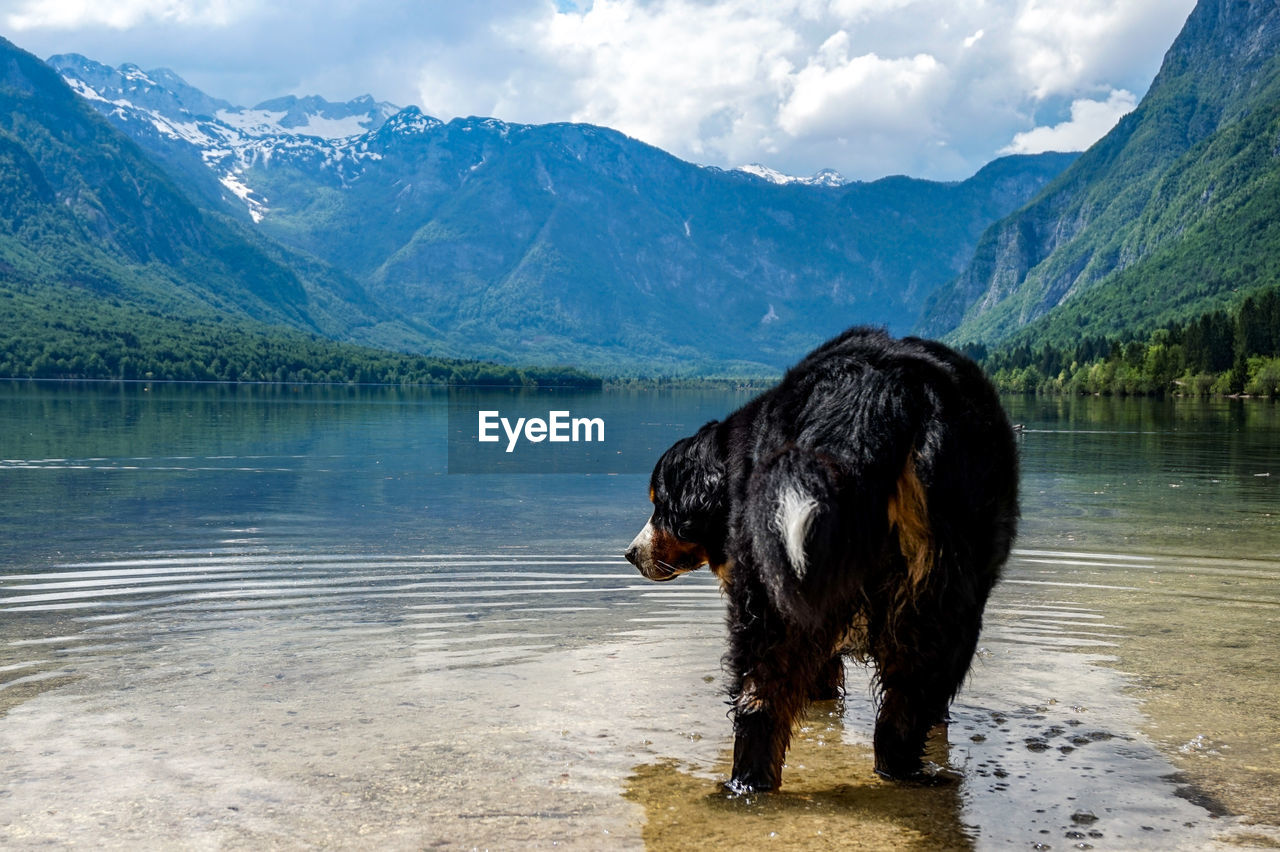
[966,288,1280,397]
[0,285,600,388]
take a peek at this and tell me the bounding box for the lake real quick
[1,381,1277,850]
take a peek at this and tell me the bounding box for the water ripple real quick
[8,545,1273,700]
[0,550,721,690]
[1009,547,1280,609]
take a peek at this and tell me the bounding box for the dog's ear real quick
[669,421,727,522]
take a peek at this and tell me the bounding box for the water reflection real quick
[1,383,1279,849]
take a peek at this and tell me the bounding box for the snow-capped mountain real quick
[49,54,398,138]
[52,53,857,227]
[736,163,847,188]
[228,94,400,137]
[48,54,400,222]
[50,53,235,120]
[45,50,1075,371]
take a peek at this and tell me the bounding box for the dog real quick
[624,327,1019,793]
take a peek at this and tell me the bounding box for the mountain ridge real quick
[48,54,400,137]
[46,50,1075,372]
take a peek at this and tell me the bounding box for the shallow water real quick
[0,383,1277,849]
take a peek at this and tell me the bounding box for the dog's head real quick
[624,422,728,582]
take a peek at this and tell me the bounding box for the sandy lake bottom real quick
[0,545,1277,851]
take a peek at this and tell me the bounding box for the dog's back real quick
[629,326,1019,791]
[727,328,1017,631]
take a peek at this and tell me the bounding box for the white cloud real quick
[1010,0,1183,98]
[506,0,800,164]
[5,0,247,30]
[827,0,919,24]
[778,34,947,137]
[1000,88,1137,154]
[484,0,1190,178]
[494,1,960,174]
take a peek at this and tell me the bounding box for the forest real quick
[0,279,600,388]
[7,252,1278,397]
[969,288,1280,397]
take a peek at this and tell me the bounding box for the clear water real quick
[0,382,1277,850]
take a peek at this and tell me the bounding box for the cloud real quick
[1009,0,1186,98]
[778,33,947,137]
[492,0,959,175]
[503,0,800,164]
[5,0,248,30]
[488,0,1189,178]
[827,0,918,24]
[1000,89,1138,154]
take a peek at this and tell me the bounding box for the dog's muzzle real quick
[625,520,701,581]
[624,521,656,574]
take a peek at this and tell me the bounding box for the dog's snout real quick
[626,521,654,571]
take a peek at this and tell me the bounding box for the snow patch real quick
[61,76,110,103]
[291,114,373,139]
[219,172,268,223]
[736,163,846,187]
[216,109,373,140]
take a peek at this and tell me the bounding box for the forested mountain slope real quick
[921,0,1280,350]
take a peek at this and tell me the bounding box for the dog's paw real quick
[874,762,958,786]
[722,775,775,796]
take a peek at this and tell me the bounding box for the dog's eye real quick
[675,522,696,541]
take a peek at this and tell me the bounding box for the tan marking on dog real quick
[736,677,765,713]
[887,454,934,594]
[832,612,872,662]
[709,558,734,590]
[649,526,710,577]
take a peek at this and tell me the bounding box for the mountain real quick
[50,56,1074,373]
[48,54,399,138]
[46,54,400,225]
[922,0,1280,347]
[735,164,848,187]
[0,37,432,361]
[242,116,1075,371]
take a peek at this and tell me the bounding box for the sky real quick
[1,0,1199,182]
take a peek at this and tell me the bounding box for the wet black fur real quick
[637,327,1019,792]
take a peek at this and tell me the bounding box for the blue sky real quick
[1,0,1198,181]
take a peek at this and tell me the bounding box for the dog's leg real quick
[871,602,982,781]
[871,663,950,780]
[728,694,786,793]
[723,574,822,793]
[810,654,845,701]
[727,667,813,794]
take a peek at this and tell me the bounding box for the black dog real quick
[625,327,1019,793]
